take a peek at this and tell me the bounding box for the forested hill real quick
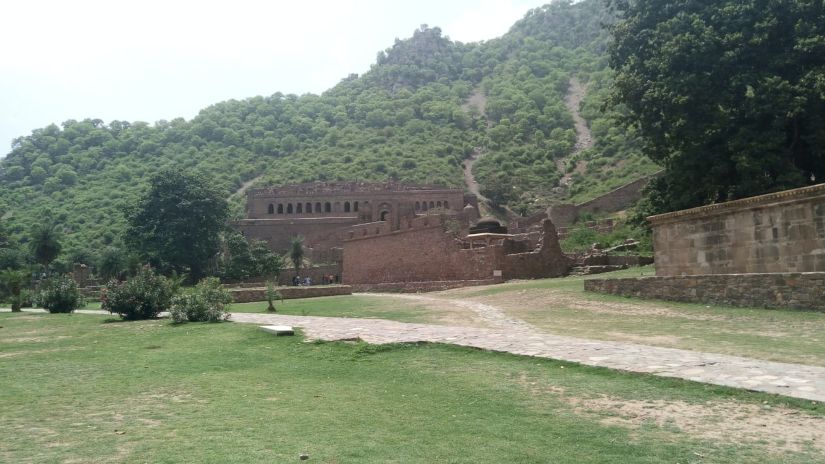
[0,0,659,260]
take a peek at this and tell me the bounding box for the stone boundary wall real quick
[227,285,352,303]
[584,272,825,311]
[549,172,661,227]
[351,279,502,293]
[649,183,825,276]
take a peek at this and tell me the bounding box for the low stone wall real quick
[351,279,502,293]
[584,272,825,311]
[227,285,352,303]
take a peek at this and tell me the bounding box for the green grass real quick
[442,266,825,365]
[230,295,479,326]
[1,313,823,463]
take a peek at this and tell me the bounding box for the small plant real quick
[169,277,233,323]
[265,281,282,312]
[102,266,174,320]
[33,274,84,313]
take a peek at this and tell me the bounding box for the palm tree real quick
[0,269,29,312]
[29,223,61,274]
[289,236,304,276]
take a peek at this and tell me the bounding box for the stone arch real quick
[344,201,351,213]
[277,204,284,214]
[324,202,331,213]
[315,202,322,213]
[305,202,312,213]
[296,203,303,213]
[380,211,389,221]
[422,202,428,211]
[354,201,359,212]
[444,201,449,209]
[287,203,293,214]
[429,201,435,209]
[437,201,442,208]
[415,201,420,211]
[267,204,275,214]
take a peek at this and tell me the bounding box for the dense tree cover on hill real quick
[0,0,655,264]
[609,0,825,213]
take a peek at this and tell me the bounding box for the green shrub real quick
[102,267,174,320]
[33,275,84,313]
[169,277,232,323]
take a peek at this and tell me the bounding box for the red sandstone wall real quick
[343,216,500,284]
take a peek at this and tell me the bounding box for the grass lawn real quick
[231,295,487,327]
[440,266,825,366]
[1,313,824,463]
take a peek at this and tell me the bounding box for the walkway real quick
[231,310,825,403]
[5,306,825,402]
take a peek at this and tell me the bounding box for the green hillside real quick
[0,0,659,262]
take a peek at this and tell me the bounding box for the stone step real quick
[260,325,295,336]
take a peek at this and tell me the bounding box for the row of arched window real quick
[415,200,448,212]
[267,201,360,215]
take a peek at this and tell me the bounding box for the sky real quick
[0,0,548,158]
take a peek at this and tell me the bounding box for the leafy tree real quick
[125,170,229,280]
[289,236,304,275]
[29,223,61,273]
[98,246,130,281]
[0,269,29,312]
[609,0,825,212]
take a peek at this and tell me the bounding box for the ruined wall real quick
[650,184,825,276]
[343,217,570,286]
[343,215,501,284]
[235,217,358,254]
[585,273,825,312]
[549,173,660,227]
[502,220,571,279]
[228,285,353,303]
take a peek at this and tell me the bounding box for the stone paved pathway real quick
[231,311,825,403]
[5,306,825,402]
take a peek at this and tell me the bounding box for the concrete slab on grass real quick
[260,325,295,336]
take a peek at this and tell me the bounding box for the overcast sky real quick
[0,0,548,157]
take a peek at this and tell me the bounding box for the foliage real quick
[0,269,30,312]
[101,267,175,320]
[32,274,84,313]
[97,246,136,281]
[0,0,658,262]
[609,0,825,213]
[265,281,282,312]
[560,222,651,254]
[219,231,283,281]
[289,236,304,273]
[28,222,61,271]
[169,277,232,323]
[125,169,229,280]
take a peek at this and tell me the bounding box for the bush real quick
[169,277,232,323]
[102,267,174,320]
[33,275,84,313]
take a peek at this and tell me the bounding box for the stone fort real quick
[235,181,569,288]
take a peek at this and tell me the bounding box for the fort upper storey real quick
[245,181,467,221]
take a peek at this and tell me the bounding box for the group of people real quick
[290,274,339,286]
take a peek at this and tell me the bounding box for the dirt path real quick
[558,78,592,187]
[229,174,263,200]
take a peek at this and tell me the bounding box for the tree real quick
[125,170,229,280]
[289,236,304,275]
[29,222,61,273]
[609,0,825,213]
[0,269,28,312]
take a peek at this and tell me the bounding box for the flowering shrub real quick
[102,267,174,320]
[33,275,84,313]
[169,277,232,323]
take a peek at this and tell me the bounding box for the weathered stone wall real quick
[343,217,569,285]
[549,173,659,227]
[584,273,825,311]
[343,215,501,284]
[227,285,352,303]
[351,279,501,293]
[649,184,825,276]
